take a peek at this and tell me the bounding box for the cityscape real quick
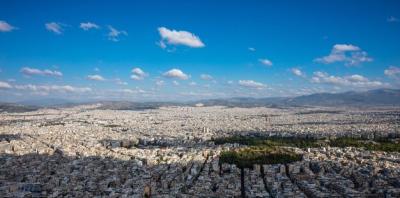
[1,0,400,197]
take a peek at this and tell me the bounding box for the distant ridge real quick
[1,89,399,112]
[283,89,400,106]
[0,102,39,113]
[197,89,400,107]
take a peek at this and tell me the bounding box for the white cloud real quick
[130,67,147,80]
[14,84,91,93]
[45,22,63,34]
[119,88,145,94]
[259,58,273,66]
[20,67,63,77]
[384,66,400,78]
[200,74,213,80]
[387,16,399,22]
[333,44,360,52]
[291,68,305,77]
[87,74,105,81]
[108,26,127,42]
[238,80,266,89]
[248,47,256,51]
[311,71,388,88]
[163,68,189,80]
[80,22,100,31]
[0,81,12,89]
[315,44,372,66]
[347,74,368,82]
[0,20,16,32]
[158,27,205,48]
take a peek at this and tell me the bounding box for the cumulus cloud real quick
[200,74,213,80]
[259,58,273,66]
[20,67,63,77]
[0,81,12,89]
[0,20,16,32]
[384,66,400,78]
[80,22,100,31]
[387,16,399,22]
[158,27,205,48]
[163,69,189,80]
[108,26,127,42]
[87,74,105,81]
[315,44,372,66]
[311,71,388,88]
[45,22,63,34]
[291,68,305,77]
[14,84,91,93]
[130,67,147,80]
[238,80,266,89]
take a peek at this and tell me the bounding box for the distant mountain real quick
[195,97,286,108]
[18,98,75,107]
[195,89,400,107]
[0,103,39,113]
[96,101,183,110]
[2,89,399,112]
[284,89,400,106]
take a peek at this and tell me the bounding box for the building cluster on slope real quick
[0,105,399,197]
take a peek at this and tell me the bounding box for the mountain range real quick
[1,89,399,113]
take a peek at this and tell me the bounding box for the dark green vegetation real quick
[213,135,400,152]
[216,135,400,168]
[213,136,325,148]
[219,146,302,168]
[330,137,400,152]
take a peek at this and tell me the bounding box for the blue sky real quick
[0,0,400,102]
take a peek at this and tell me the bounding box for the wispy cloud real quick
[114,78,128,85]
[155,80,164,86]
[107,26,127,42]
[248,47,256,52]
[189,81,197,86]
[45,22,64,34]
[238,80,266,89]
[20,67,63,77]
[387,16,399,22]
[158,27,205,48]
[0,20,16,32]
[200,74,213,80]
[87,74,105,81]
[291,68,305,77]
[80,22,100,31]
[259,58,273,67]
[163,69,189,80]
[14,84,91,93]
[314,44,372,66]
